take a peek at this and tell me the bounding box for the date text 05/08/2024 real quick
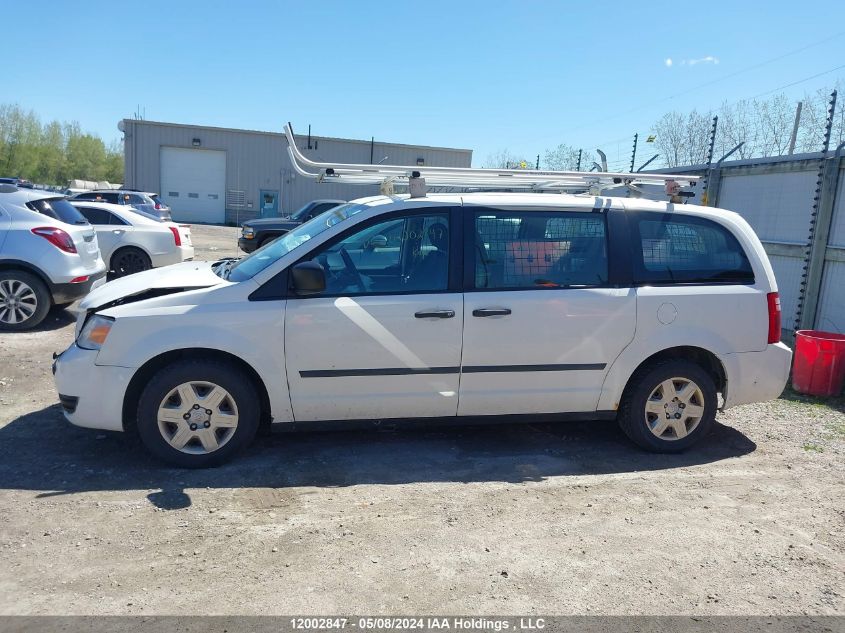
[290,618,547,631]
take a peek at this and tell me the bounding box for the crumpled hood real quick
[80,261,223,310]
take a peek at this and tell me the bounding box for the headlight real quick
[77,314,114,350]
[242,226,255,239]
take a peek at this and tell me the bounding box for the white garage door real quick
[160,147,226,223]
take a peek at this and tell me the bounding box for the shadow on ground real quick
[2,306,77,333]
[0,405,756,510]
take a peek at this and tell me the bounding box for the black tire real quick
[111,247,152,277]
[136,359,260,468]
[618,359,717,453]
[259,235,279,248]
[0,270,51,331]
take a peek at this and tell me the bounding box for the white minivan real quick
[53,192,792,467]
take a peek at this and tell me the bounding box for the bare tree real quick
[754,94,794,156]
[543,143,591,171]
[483,149,533,169]
[718,100,755,160]
[652,111,687,167]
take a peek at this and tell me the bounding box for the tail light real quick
[168,226,182,246]
[767,292,781,344]
[31,227,77,253]
[155,202,162,210]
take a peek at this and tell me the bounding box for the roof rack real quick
[284,123,699,196]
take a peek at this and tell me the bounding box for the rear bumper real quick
[48,270,107,305]
[720,342,793,408]
[52,343,132,432]
[151,246,195,268]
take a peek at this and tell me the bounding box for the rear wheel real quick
[618,359,717,452]
[136,359,260,467]
[111,247,151,277]
[0,270,51,331]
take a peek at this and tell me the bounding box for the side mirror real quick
[290,261,326,296]
[366,234,389,250]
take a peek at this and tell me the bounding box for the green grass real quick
[779,386,845,451]
[779,385,845,413]
[824,419,845,439]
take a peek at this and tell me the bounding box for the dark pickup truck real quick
[238,199,346,253]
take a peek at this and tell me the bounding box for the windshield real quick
[290,203,315,221]
[226,202,368,281]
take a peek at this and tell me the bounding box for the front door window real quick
[307,213,450,296]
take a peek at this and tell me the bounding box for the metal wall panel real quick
[768,253,805,327]
[718,170,817,243]
[123,120,472,223]
[815,260,845,333]
[828,165,845,248]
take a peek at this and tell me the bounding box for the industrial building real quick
[121,119,472,224]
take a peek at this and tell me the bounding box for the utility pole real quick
[576,149,582,171]
[788,101,803,155]
[535,154,540,170]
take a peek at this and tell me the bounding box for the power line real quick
[526,30,845,147]
[749,63,845,100]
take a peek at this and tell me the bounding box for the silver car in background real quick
[0,185,106,330]
[69,190,173,221]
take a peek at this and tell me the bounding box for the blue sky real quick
[5,1,844,167]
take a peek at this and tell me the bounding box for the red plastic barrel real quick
[792,330,845,397]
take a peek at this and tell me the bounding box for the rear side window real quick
[77,206,110,224]
[27,198,89,226]
[78,206,128,225]
[633,214,754,284]
[473,210,608,289]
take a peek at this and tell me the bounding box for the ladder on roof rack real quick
[283,123,699,195]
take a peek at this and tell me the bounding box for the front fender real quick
[95,300,293,423]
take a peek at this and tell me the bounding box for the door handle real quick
[415,309,455,319]
[472,308,511,317]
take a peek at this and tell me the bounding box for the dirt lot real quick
[0,224,843,615]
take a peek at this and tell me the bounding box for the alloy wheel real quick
[0,279,38,325]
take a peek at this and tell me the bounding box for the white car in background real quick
[70,201,193,277]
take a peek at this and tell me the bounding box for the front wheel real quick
[136,359,260,467]
[618,359,717,452]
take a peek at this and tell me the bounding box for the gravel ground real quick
[0,224,843,616]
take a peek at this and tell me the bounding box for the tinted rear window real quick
[128,193,154,205]
[27,198,89,226]
[633,214,754,284]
